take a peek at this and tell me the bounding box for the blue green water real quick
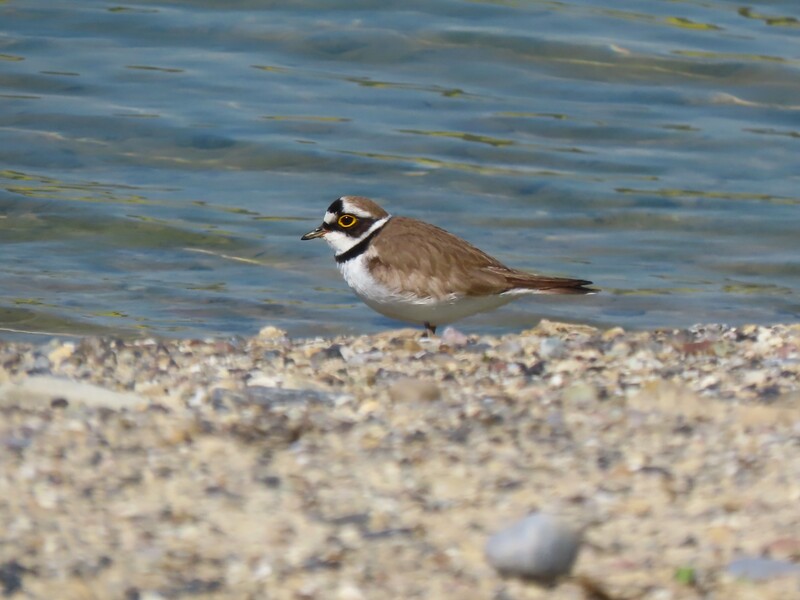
[1,0,799,339]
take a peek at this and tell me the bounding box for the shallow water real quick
[1,0,799,339]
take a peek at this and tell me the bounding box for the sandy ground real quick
[0,320,798,599]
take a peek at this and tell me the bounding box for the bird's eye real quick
[338,215,357,228]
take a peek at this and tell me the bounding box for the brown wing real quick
[367,217,594,299]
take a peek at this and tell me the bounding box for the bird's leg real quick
[423,322,437,337]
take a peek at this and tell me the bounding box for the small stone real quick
[681,340,714,356]
[763,537,800,560]
[740,324,759,337]
[257,326,287,340]
[342,350,384,366]
[706,525,735,546]
[726,556,800,581]
[336,582,365,600]
[310,344,344,368]
[538,338,566,360]
[532,320,597,337]
[742,370,768,387]
[0,561,25,596]
[29,354,51,375]
[485,513,583,582]
[523,361,545,377]
[698,374,720,390]
[47,342,76,366]
[339,346,357,363]
[241,386,337,407]
[440,327,469,347]
[401,339,423,352]
[562,382,598,405]
[50,397,69,409]
[387,378,441,403]
[602,327,625,340]
[495,340,523,355]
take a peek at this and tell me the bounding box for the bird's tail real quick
[506,274,597,295]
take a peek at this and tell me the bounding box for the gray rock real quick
[238,386,338,407]
[309,345,344,369]
[485,513,582,582]
[726,556,800,581]
[495,340,523,355]
[29,354,52,375]
[538,338,566,360]
[340,347,384,366]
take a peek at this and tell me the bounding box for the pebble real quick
[763,537,800,560]
[562,382,598,405]
[257,326,288,340]
[726,557,800,581]
[539,337,567,360]
[440,327,469,347]
[0,561,25,596]
[495,340,523,355]
[387,378,441,403]
[485,513,583,582]
[602,327,625,340]
[240,386,338,407]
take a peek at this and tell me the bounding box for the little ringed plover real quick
[302,196,595,335]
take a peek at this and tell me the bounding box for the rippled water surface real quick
[2,0,799,339]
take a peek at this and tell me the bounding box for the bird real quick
[301,196,595,335]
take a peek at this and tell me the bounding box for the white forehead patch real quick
[339,197,374,219]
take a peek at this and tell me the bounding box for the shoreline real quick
[1,321,798,598]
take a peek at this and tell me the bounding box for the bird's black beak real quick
[301,225,326,240]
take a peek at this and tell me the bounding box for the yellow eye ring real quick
[338,214,357,228]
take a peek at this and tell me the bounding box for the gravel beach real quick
[0,321,798,599]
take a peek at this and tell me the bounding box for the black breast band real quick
[334,221,387,264]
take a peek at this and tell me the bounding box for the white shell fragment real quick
[0,375,148,411]
[485,513,583,582]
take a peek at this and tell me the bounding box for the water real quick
[1,0,799,340]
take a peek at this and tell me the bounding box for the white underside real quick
[338,254,535,326]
